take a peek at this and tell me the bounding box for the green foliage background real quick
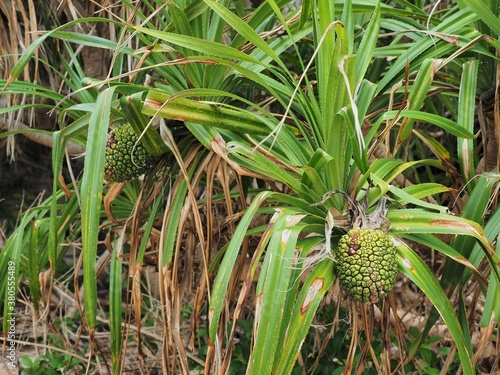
[0,0,499,374]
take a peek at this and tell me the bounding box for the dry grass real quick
[0,0,114,157]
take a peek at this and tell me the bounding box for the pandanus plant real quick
[0,0,499,374]
[131,1,500,373]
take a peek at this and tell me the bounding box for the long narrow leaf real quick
[144,89,269,135]
[354,1,381,87]
[249,210,306,374]
[110,235,123,374]
[209,191,273,341]
[375,110,475,139]
[204,0,288,72]
[396,242,474,375]
[133,26,264,66]
[120,92,169,156]
[0,18,120,92]
[396,59,440,146]
[478,203,500,325]
[388,209,496,256]
[80,87,117,334]
[457,60,478,186]
[457,0,500,36]
[274,259,335,373]
[375,8,479,95]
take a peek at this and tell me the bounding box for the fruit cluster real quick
[104,123,159,182]
[335,228,398,303]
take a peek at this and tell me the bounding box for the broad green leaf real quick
[163,0,209,32]
[400,183,449,200]
[0,80,74,106]
[401,233,487,288]
[51,30,124,51]
[300,0,312,28]
[339,105,369,173]
[230,0,297,48]
[328,23,353,132]
[355,80,378,130]
[360,159,444,206]
[168,3,204,87]
[410,174,500,356]
[390,206,500,294]
[388,209,495,254]
[413,129,451,162]
[300,148,335,190]
[226,142,311,197]
[382,181,449,214]
[447,174,500,282]
[341,0,354,54]
[478,203,500,326]
[0,104,56,117]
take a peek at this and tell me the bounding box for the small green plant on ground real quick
[0,0,499,374]
[20,352,83,375]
